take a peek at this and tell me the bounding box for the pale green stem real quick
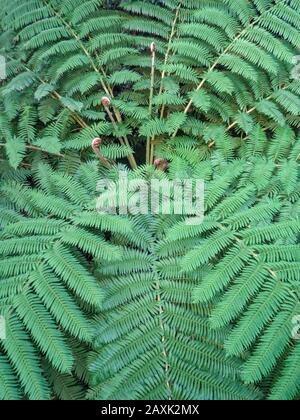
[146,46,157,165]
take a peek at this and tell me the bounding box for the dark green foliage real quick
[1,0,300,169]
[0,0,300,401]
[0,161,127,399]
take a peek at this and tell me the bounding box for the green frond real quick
[241,307,295,384]
[224,282,292,356]
[181,229,236,272]
[14,292,74,374]
[193,245,253,304]
[1,0,300,401]
[44,244,104,308]
[31,267,93,343]
[46,366,86,400]
[1,314,51,400]
[269,341,300,401]
[0,355,23,400]
[5,136,26,169]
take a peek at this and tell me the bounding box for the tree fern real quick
[0,161,127,399]
[0,0,300,401]
[181,136,300,400]
[1,0,300,169]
